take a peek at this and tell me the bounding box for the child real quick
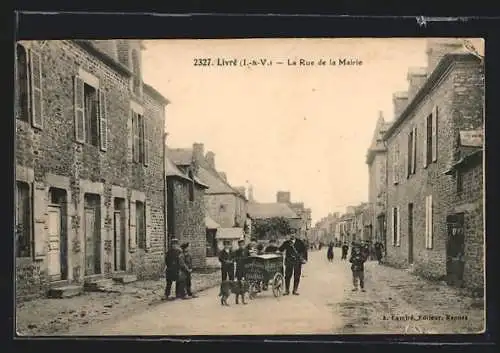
[349,245,366,292]
[219,240,235,281]
[180,242,195,298]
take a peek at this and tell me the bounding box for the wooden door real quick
[114,211,126,271]
[446,214,465,285]
[47,206,62,280]
[84,208,96,276]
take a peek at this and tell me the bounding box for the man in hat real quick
[233,239,249,281]
[219,240,235,281]
[179,242,195,298]
[278,229,308,296]
[164,238,182,300]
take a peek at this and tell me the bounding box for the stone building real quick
[15,40,169,300]
[276,191,312,239]
[366,111,392,247]
[443,130,483,291]
[165,152,208,269]
[383,39,484,281]
[247,201,301,241]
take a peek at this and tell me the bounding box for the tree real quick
[252,217,293,240]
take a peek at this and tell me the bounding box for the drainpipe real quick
[163,131,169,255]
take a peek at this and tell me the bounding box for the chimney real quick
[426,38,464,74]
[248,185,255,202]
[219,172,227,182]
[407,67,428,102]
[392,91,408,119]
[277,191,291,204]
[206,151,215,169]
[192,143,204,164]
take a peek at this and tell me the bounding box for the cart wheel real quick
[249,282,259,299]
[272,273,284,297]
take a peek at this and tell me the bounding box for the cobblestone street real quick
[67,249,484,335]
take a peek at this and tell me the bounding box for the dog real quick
[218,279,250,306]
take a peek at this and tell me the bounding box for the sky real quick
[141,38,483,224]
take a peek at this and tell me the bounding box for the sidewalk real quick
[16,269,221,336]
[334,259,485,334]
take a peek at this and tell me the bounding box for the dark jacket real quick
[264,244,279,253]
[233,248,249,277]
[218,249,234,269]
[279,238,308,265]
[349,252,366,272]
[327,245,334,258]
[165,248,181,280]
[341,244,349,253]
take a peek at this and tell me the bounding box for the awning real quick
[205,216,220,229]
[216,227,245,240]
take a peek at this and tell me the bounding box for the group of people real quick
[218,232,308,296]
[164,238,195,300]
[340,240,385,264]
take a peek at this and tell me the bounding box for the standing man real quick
[164,238,181,300]
[278,230,308,296]
[374,241,384,264]
[219,240,235,281]
[341,242,349,260]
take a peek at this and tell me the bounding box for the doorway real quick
[446,213,465,286]
[47,188,68,281]
[84,194,101,276]
[114,198,126,271]
[408,203,414,264]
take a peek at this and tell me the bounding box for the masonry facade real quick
[15,40,168,301]
[384,39,484,283]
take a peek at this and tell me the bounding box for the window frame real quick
[15,181,32,259]
[16,44,30,123]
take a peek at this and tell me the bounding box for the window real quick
[392,144,400,184]
[131,49,141,96]
[136,201,146,249]
[391,207,400,246]
[16,181,31,258]
[456,171,463,193]
[74,75,107,150]
[425,195,434,249]
[188,171,195,202]
[132,112,147,164]
[407,127,417,177]
[424,106,438,167]
[16,44,29,122]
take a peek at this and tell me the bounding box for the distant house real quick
[247,197,301,241]
[165,150,209,269]
[205,214,220,257]
[168,143,249,256]
[276,191,312,239]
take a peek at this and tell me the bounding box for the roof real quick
[459,130,483,147]
[444,149,483,175]
[384,51,481,140]
[198,167,238,195]
[205,215,220,229]
[216,227,245,239]
[165,154,209,188]
[168,148,193,166]
[247,202,299,219]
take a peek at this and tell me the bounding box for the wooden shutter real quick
[428,195,433,248]
[423,115,428,168]
[129,201,137,251]
[412,127,417,174]
[396,207,401,246]
[431,106,438,162]
[143,118,149,166]
[405,133,410,179]
[132,112,140,163]
[98,89,108,151]
[392,149,398,184]
[30,49,43,129]
[74,76,85,143]
[32,182,47,259]
[145,203,152,251]
[391,208,395,246]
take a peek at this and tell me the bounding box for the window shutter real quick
[30,49,43,129]
[391,208,395,246]
[396,207,401,246]
[132,113,140,163]
[74,76,85,143]
[129,201,137,251]
[392,149,398,184]
[412,127,417,174]
[32,182,47,259]
[423,116,428,168]
[143,118,149,166]
[405,134,410,179]
[98,89,108,151]
[432,106,438,162]
[428,195,433,248]
[145,203,152,251]
[425,196,429,248]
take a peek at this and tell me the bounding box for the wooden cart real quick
[243,253,284,298]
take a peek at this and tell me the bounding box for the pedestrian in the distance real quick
[374,241,384,264]
[219,240,235,281]
[278,230,308,296]
[341,242,349,260]
[164,238,182,300]
[349,245,366,292]
[361,241,370,261]
[180,242,196,298]
[327,242,334,262]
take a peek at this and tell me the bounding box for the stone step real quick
[112,274,137,284]
[84,278,114,292]
[47,285,84,299]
